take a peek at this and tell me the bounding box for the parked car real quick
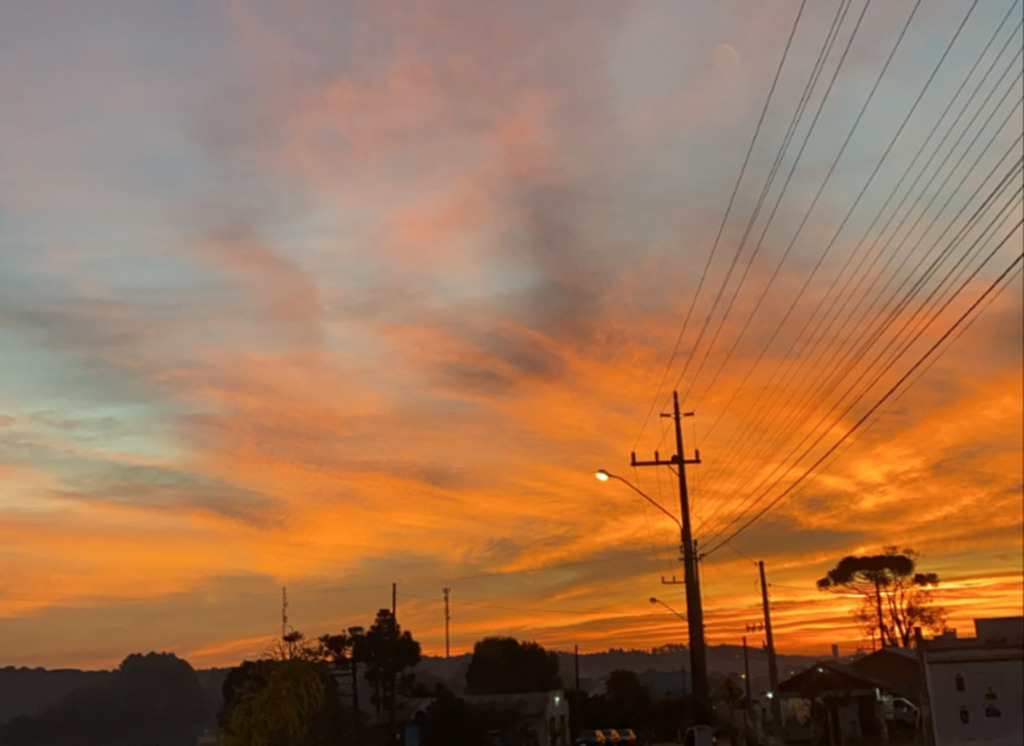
[600,730,621,744]
[617,728,638,743]
[575,730,606,745]
[888,697,920,731]
[684,725,715,746]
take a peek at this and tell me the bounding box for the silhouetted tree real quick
[362,609,422,723]
[0,652,207,746]
[318,625,366,741]
[219,632,344,746]
[420,689,487,746]
[817,546,946,647]
[604,669,652,727]
[465,637,562,694]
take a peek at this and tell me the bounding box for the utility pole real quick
[742,636,752,707]
[443,587,451,658]
[759,561,782,730]
[743,635,752,745]
[392,582,397,618]
[281,586,288,639]
[632,391,709,726]
[574,645,580,691]
[914,627,936,746]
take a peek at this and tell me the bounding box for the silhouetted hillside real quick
[0,653,208,746]
[0,667,111,724]
[0,645,822,733]
[411,644,821,695]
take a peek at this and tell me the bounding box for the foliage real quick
[219,630,346,746]
[648,694,692,742]
[817,546,946,647]
[0,652,207,746]
[420,689,487,746]
[220,656,341,746]
[362,609,422,719]
[220,613,421,745]
[465,637,563,695]
[265,629,320,662]
[604,669,652,726]
[318,626,365,720]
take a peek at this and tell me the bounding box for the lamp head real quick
[595,469,611,481]
[649,597,658,604]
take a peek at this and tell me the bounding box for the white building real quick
[921,617,1023,746]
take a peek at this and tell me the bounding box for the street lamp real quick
[599,391,710,728]
[595,470,682,528]
[650,596,687,621]
[650,597,689,701]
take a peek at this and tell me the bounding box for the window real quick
[955,674,965,691]
[985,707,1001,718]
[959,708,970,724]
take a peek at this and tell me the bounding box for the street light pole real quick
[650,595,687,622]
[596,470,682,529]
[630,391,710,726]
[651,597,688,701]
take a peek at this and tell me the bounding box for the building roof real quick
[463,690,560,717]
[393,690,564,723]
[778,660,894,699]
[849,647,920,698]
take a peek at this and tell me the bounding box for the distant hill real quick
[411,644,822,696]
[0,667,111,724]
[0,665,231,729]
[0,646,823,727]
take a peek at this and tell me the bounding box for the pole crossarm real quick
[618,390,711,726]
[631,452,701,468]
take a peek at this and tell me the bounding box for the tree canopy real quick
[362,609,422,720]
[465,636,562,694]
[219,632,345,746]
[0,652,207,746]
[604,669,652,728]
[817,546,945,647]
[219,656,341,746]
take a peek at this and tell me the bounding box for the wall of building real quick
[925,647,1023,746]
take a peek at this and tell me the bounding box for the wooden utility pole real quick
[759,561,782,729]
[443,587,451,658]
[915,627,936,746]
[742,636,752,706]
[392,582,397,618]
[632,391,709,726]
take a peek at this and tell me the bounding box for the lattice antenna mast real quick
[282,586,289,639]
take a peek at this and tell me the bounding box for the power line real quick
[704,183,1022,547]
[696,32,1023,508]
[691,0,985,418]
[678,0,871,403]
[703,237,1024,555]
[632,0,810,449]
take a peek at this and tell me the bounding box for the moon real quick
[713,43,740,72]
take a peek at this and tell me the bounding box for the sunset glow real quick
[1,0,1021,671]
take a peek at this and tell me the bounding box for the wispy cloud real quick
[0,0,1019,668]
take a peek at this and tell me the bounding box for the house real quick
[849,646,920,701]
[462,690,571,746]
[396,689,570,746]
[919,616,1023,746]
[778,659,895,745]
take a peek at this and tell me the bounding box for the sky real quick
[1,0,1021,671]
